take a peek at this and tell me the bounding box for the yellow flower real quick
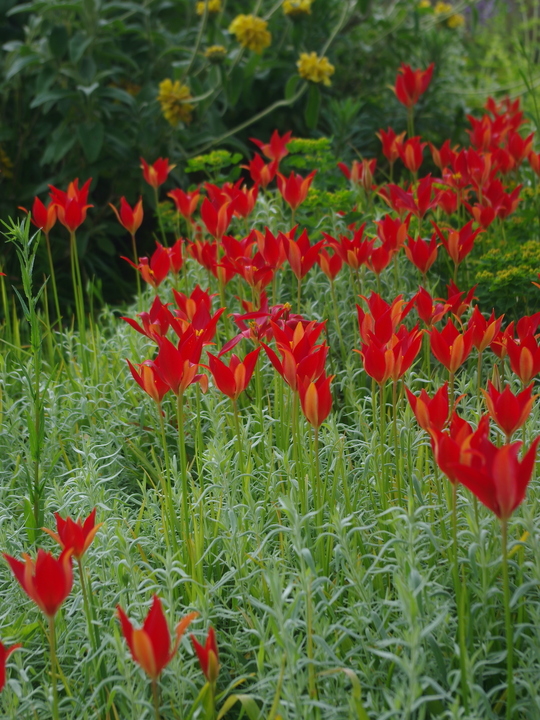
[158,79,194,127]
[205,45,227,63]
[417,0,431,7]
[0,145,13,180]
[196,0,221,15]
[283,0,313,16]
[447,12,465,28]
[297,52,335,86]
[228,14,271,54]
[434,1,452,13]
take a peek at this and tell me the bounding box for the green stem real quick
[153,187,168,247]
[379,382,387,511]
[392,380,401,504]
[452,482,469,712]
[502,519,514,718]
[158,405,178,551]
[152,679,161,720]
[48,616,60,720]
[131,233,142,307]
[176,393,190,551]
[297,275,301,314]
[44,232,62,328]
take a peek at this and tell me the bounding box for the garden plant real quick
[1,1,540,720]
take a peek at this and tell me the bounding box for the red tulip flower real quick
[432,220,482,270]
[298,373,334,428]
[375,215,410,253]
[338,159,377,192]
[357,292,414,344]
[483,381,536,440]
[450,435,540,521]
[140,157,175,188]
[243,154,278,189]
[118,596,197,680]
[0,641,21,692]
[429,414,488,485]
[207,348,261,401]
[430,319,474,374]
[127,360,171,404]
[122,242,171,288]
[49,178,92,233]
[43,509,103,561]
[251,130,292,162]
[406,383,450,433]
[506,335,540,385]
[4,549,73,617]
[317,248,343,281]
[324,225,374,272]
[200,197,235,240]
[262,338,327,392]
[167,189,200,221]
[404,234,438,276]
[153,331,207,396]
[281,229,324,280]
[394,63,435,108]
[414,287,450,327]
[110,197,143,235]
[191,627,220,684]
[376,128,406,165]
[429,140,458,171]
[468,307,503,353]
[277,171,316,211]
[30,197,57,235]
[398,137,426,174]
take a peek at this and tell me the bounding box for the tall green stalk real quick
[451,482,469,712]
[48,616,60,720]
[501,519,514,718]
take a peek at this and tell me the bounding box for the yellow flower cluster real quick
[434,1,452,12]
[228,14,271,54]
[205,45,227,63]
[158,79,194,127]
[297,52,335,86]
[0,145,13,180]
[196,0,221,15]
[283,0,313,16]
[447,12,465,28]
[417,0,431,7]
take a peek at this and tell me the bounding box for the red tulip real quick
[323,225,373,271]
[406,383,450,433]
[191,627,220,684]
[429,140,458,171]
[140,157,175,188]
[277,171,316,211]
[251,130,292,162]
[404,234,438,276]
[118,595,197,680]
[376,127,406,165]
[398,137,426,174]
[200,197,235,240]
[172,286,225,344]
[122,296,182,343]
[375,214,410,253]
[449,435,540,520]
[338,159,377,192]
[281,228,323,280]
[152,331,207,396]
[468,307,503,353]
[429,414,488,485]
[43,509,103,561]
[432,220,482,269]
[430,319,474,374]
[30,197,57,234]
[167,189,200,221]
[483,381,536,439]
[262,336,327,392]
[506,335,540,385]
[207,348,261,401]
[242,154,278,189]
[317,247,343,281]
[127,360,171,404]
[298,373,334,428]
[122,242,171,288]
[357,292,414,344]
[0,641,21,692]
[394,63,434,108]
[4,549,73,617]
[110,197,143,235]
[49,178,92,233]
[414,287,450,327]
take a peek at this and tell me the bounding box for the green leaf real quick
[5,52,40,81]
[226,66,244,108]
[217,694,260,720]
[22,497,36,545]
[69,32,92,63]
[30,89,77,108]
[304,83,320,130]
[77,121,104,162]
[49,25,68,59]
[285,74,300,100]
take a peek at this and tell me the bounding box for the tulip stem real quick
[48,616,60,720]
[69,231,88,374]
[293,393,306,514]
[407,106,414,139]
[451,482,469,712]
[330,280,346,362]
[313,426,322,525]
[44,231,62,328]
[297,276,302,314]
[158,405,178,551]
[501,519,515,718]
[153,187,168,247]
[232,400,246,481]
[176,393,190,553]
[130,233,142,308]
[152,679,161,720]
[392,380,402,504]
[379,382,388,510]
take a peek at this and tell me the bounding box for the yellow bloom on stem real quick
[158,79,194,127]
[196,0,222,14]
[297,52,335,86]
[228,14,271,54]
[447,13,465,28]
[417,0,431,8]
[434,1,453,13]
[205,45,227,63]
[283,0,313,16]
